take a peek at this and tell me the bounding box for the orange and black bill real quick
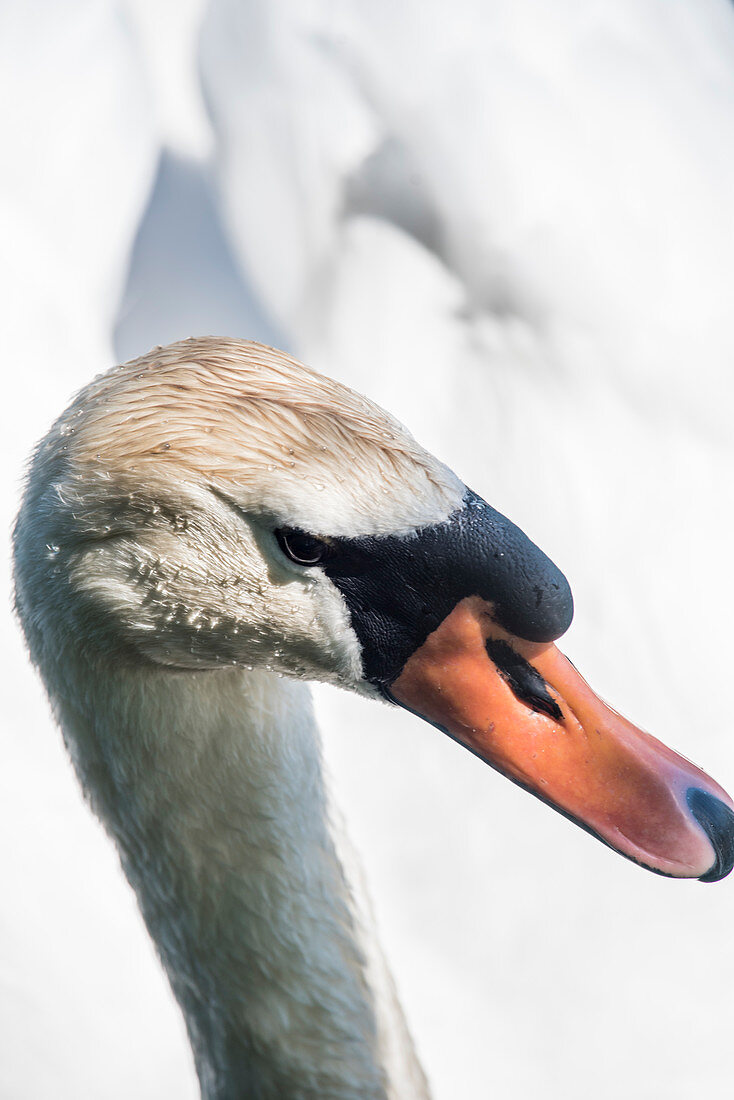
[387,596,734,881]
[320,486,734,879]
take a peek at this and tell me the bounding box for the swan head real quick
[16,338,468,684]
[14,337,734,882]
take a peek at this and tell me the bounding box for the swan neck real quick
[54,661,427,1100]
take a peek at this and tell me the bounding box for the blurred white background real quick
[3,1,734,1096]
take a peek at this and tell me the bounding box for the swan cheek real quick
[386,596,734,882]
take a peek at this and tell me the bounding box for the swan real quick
[13,336,734,1099]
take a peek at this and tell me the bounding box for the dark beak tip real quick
[686,787,734,883]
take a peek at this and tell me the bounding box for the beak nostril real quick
[485,638,563,722]
[686,788,734,882]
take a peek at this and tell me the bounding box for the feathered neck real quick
[51,657,428,1100]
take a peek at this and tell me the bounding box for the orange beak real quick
[388,596,734,880]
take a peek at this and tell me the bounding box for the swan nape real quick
[14,336,734,889]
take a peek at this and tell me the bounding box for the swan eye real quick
[276,528,327,566]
